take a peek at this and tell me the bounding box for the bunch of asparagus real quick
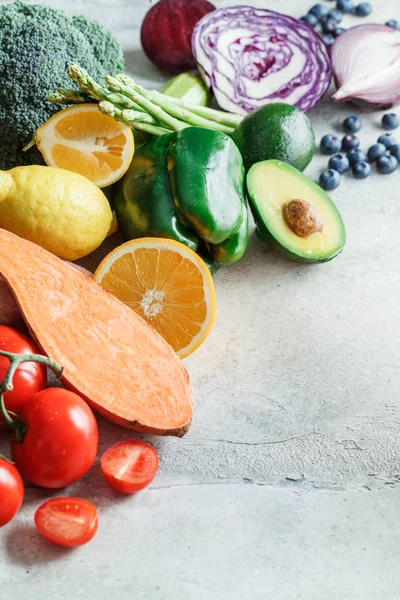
[48,64,243,137]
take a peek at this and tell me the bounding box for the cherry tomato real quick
[34,497,98,548]
[101,440,159,494]
[0,457,24,526]
[11,388,98,489]
[0,326,46,424]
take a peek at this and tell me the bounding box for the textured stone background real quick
[1,1,400,598]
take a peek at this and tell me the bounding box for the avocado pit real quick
[283,199,324,238]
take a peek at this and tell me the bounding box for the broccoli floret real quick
[0,1,125,170]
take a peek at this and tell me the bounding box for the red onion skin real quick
[141,0,215,74]
[331,24,400,109]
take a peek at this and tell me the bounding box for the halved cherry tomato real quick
[11,388,98,489]
[101,440,159,494]
[0,457,24,527]
[0,326,46,424]
[34,497,98,548]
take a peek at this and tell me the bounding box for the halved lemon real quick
[94,238,216,358]
[35,104,134,187]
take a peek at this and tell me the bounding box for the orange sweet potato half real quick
[0,229,192,437]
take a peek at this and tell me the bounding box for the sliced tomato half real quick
[34,497,98,548]
[101,440,159,494]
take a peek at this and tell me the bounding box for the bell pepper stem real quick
[0,350,64,430]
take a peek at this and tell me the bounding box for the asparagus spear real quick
[116,74,242,129]
[113,74,234,134]
[105,76,188,132]
[48,88,90,105]
[99,102,171,136]
[67,64,148,116]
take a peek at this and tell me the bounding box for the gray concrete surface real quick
[1,0,400,598]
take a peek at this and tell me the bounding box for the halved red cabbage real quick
[192,6,332,114]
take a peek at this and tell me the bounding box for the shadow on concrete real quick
[6,524,72,566]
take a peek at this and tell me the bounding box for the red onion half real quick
[192,6,332,115]
[332,24,400,108]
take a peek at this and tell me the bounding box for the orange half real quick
[94,238,216,358]
[35,104,134,187]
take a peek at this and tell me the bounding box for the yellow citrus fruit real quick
[94,238,216,358]
[0,165,113,260]
[35,104,134,187]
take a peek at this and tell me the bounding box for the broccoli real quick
[0,1,125,170]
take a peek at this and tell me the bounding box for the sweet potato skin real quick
[0,229,193,437]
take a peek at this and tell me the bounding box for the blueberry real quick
[347,149,367,164]
[336,0,354,13]
[309,4,329,20]
[343,116,362,134]
[334,27,346,36]
[389,144,400,161]
[367,143,387,162]
[323,34,336,47]
[377,155,399,175]
[342,134,360,151]
[382,113,400,131]
[301,13,319,26]
[352,161,371,179]
[328,154,350,174]
[320,134,342,155]
[386,20,399,30]
[324,9,343,23]
[378,133,397,148]
[319,169,341,191]
[322,18,338,34]
[355,2,372,16]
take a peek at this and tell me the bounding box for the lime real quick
[160,73,210,106]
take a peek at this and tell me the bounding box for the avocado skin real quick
[232,103,316,173]
[247,161,346,264]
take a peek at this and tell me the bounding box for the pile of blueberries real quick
[301,1,399,48]
[318,113,400,191]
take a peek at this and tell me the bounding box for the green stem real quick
[106,76,188,132]
[98,102,170,136]
[0,350,63,433]
[23,138,36,152]
[0,393,15,430]
[116,74,236,134]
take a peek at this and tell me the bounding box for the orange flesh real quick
[45,111,127,181]
[101,248,208,353]
[0,229,192,436]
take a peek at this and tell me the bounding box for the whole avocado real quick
[231,103,315,172]
[0,1,125,170]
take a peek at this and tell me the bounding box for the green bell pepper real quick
[113,127,248,270]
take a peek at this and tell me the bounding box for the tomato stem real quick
[0,350,63,433]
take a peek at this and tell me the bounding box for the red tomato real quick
[11,388,98,489]
[101,440,159,494]
[0,457,24,526]
[34,497,98,548]
[0,326,46,424]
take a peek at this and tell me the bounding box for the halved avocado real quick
[247,160,346,263]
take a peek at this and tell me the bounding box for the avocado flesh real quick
[247,160,346,263]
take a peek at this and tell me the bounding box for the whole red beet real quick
[141,0,215,74]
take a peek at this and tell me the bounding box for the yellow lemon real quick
[0,165,113,260]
